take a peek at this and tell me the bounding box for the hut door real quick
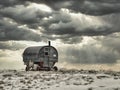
[44,47,50,67]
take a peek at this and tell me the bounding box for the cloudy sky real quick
[0,0,120,70]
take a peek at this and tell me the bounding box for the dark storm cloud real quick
[0,0,30,7]
[26,0,120,15]
[40,11,120,45]
[0,17,43,41]
[102,13,120,33]
[0,4,52,24]
[0,0,20,7]
[1,0,120,22]
[21,0,72,10]
[0,0,120,43]
[46,21,112,36]
[41,10,113,39]
[69,0,120,15]
[0,42,26,51]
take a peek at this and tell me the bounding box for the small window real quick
[44,48,49,51]
[53,54,56,57]
[45,52,48,56]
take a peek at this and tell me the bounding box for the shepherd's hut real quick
[23,41,58,71]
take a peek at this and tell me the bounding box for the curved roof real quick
[23,46,43,55]
[23,46,58,55]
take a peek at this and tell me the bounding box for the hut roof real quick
[23,46,43,55]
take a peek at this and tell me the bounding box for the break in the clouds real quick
[0,0,120,65]
[58,36,120,64]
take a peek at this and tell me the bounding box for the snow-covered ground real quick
[0,69,120,90]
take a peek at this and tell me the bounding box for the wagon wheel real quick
[53,66,58,71]
[36,65,41,71]
[47,67,51,71]
[25,66,29,71]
